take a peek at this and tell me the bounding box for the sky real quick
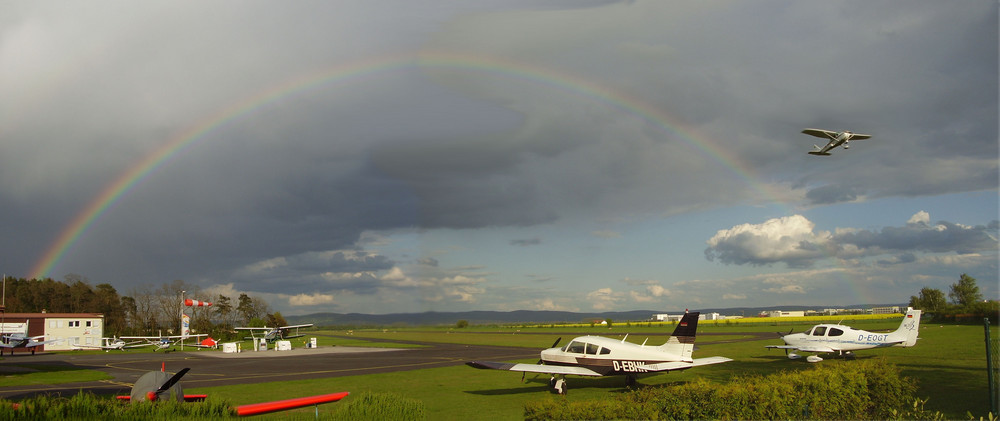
[1,1,997,316]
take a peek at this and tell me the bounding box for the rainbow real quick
[28,51,785,280]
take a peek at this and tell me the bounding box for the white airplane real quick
[0,332,62,355]
[235,324,313,343]
[766,308,921,362]
[119,333,209,351]
[71,337,149,352]
[468,311,732,394]
[802,128,872,156]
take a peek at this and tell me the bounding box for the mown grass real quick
[2,319,993,419]
[189,322,992,420]
[0,364,110,387]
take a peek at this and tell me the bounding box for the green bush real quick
[524,358,918,420]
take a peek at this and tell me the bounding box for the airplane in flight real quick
[802,128,872,156]
[235,324,314,343]
[0,332,62,355]
[119,333,210,351]
[766,308,921,362]
[467,311,732,394]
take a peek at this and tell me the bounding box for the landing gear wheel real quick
[549,376,556,388]
[626,375,637,388]
[553,378,567,395]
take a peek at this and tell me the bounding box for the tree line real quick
[0,275,287,340]
[908,273,997,323]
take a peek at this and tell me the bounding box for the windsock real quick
[184,299,212,307]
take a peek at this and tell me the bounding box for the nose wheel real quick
[549,376,567,395]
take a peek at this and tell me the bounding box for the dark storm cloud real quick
[1,1,996,310]
[510,238,541,247]
[806,185,862,205]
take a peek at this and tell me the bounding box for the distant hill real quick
[286,304,906,327]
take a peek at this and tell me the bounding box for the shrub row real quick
[525,358,922,420]
[0,391,426,420]
[0,393,235,420]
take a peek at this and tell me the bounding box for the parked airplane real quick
[467,311,731,394]
[0,332,62,355]
[71,336,150,352]
[802,128,872,156]
[117,363,348,416]
[119,334,209,351]
[766,308,921,362]
[235,324,313,343]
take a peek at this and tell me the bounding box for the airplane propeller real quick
[776,328,793,337]
[522,337,561,383]
[129,365,191,403]
[156,368,190,396]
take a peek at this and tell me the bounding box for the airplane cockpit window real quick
[828,328,844,337]
[566,341,586,354]
[586,343,599,355]
[599,347,610,355]
[813,326,827,336]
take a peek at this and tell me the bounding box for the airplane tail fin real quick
[658,311,699,360]
[891,308,921,347]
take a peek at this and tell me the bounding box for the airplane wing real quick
[280,324,314,329]
[850,133,872,140]
[466,361,603,377]
[802,128,838,139]
[25,338,63,348]
[639,356,733,372]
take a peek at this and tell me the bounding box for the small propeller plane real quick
[467,311,732,394]
[235,324,313,343]
[0,332,62,355]
[116,363,349,416]
[802,128,872,156]
[766,308,921,362]
[71,336,149,352]
[119,333,210,351]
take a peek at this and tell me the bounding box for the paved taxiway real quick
[0,337,537,400]
[0,331,773,400]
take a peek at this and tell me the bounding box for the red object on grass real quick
[235,392,349,416]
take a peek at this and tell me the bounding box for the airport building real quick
[0,313,105,351]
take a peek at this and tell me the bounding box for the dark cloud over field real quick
[1,1,995,313]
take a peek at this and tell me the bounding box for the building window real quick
[85,321,92,327]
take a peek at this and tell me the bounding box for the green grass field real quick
[2,319,996,419]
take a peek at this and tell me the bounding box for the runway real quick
[0,337,537,400]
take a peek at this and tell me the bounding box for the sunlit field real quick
[1,317,993,419]
[195,318,994,420]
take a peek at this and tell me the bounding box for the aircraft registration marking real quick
[612,360,649,373]
[858,334,888,342]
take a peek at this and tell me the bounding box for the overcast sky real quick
[2,1,996,315]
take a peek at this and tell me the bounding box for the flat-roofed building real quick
[0,313,104,351]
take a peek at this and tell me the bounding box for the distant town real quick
[651,306,908,322]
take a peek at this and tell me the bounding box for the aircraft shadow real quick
[464,376,659,396]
